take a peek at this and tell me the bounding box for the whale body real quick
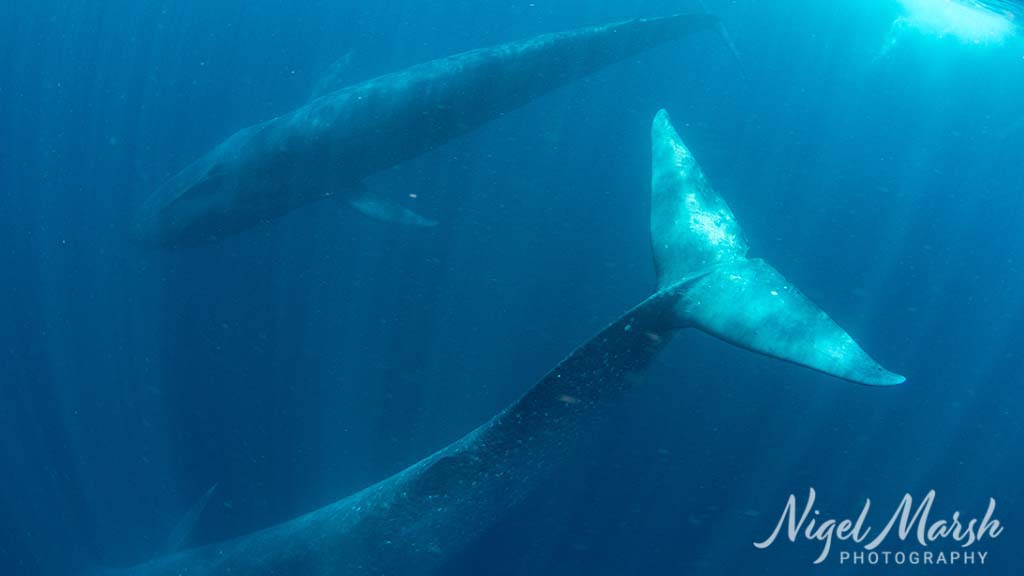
[135,14,718,246]
[107,111,904,575]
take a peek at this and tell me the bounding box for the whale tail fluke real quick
[649,110,904,386]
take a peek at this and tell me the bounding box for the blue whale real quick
[107,110,904,575]
[134,14,721,246]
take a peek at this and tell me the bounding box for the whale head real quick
[132,123,269,248]
[134,159,230,246]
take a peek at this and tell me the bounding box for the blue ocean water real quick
[1,0,1022,574]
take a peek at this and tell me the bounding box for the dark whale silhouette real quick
[134,14,719,245]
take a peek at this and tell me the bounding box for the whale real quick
[960,0,1024,22]
[105,110,904,575]
[134,14,721,246]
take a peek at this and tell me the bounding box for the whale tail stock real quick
[641,110,904,386]
[501,110,902,464]
[482,110,903,442]
[340,110,904,570]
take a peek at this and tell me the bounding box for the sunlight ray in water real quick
[896,0,1016,44]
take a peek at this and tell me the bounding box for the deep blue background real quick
[2,0,1022,574]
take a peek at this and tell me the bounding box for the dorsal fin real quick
[650,109,905,386]
[310,51,380,100]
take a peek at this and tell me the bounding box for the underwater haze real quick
[2,0,1023,574]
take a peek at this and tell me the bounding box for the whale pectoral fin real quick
[164,484,218,554]
[348,185,438,227]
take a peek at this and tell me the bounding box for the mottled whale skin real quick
[106,111,903,576]
[135,14,718,246]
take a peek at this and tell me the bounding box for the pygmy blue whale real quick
[106,110,904,575]
[134,14,721,245]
